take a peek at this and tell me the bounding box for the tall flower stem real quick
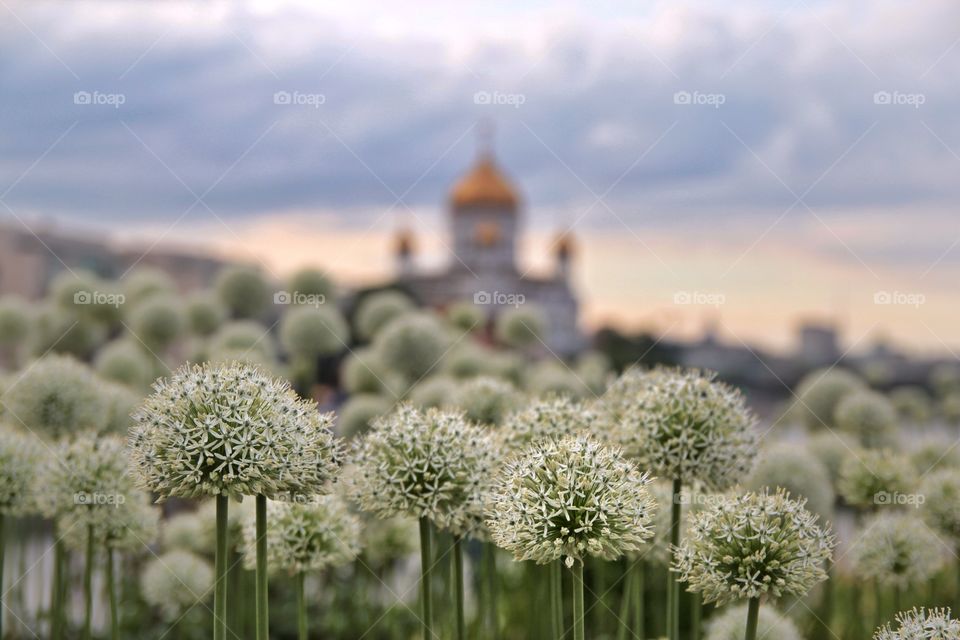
[668,478,682,640]
[744,597,760,640]
[572,562,585,640]
[214,495,229,640]
[482,543,499,640]
[296,570,307,640]
[550,559,564,639]
[82,524,94,640]
[691,594,702,640]
[418,517,433,640]
[255,494,269,640]
[51,535,65,639]
[453,536,466,640]
[106,547,119,640]
[615,564,634,640]
[632,562,645,640]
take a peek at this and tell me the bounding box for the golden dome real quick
[450,154,519,210]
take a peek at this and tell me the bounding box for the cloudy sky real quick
[2,0,959,353]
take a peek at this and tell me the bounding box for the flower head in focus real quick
[873,607,960,640]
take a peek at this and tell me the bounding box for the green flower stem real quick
[214,495,229,640]
[453,536,466,640]
[668,477,682,640]
[744,597,760,640]
[82,524,94,640]
[551,560,564,640]
[892,584,901,620]
[482,543,499,640]
[418,517,433,640]
[296,570,307,640]
[615,564,634,640]
[572,562,585,640]
[632,562,645,640]
[255,495,269,640]
[691,593,702,640]
[106,547,119,640]
[51,535,65,640]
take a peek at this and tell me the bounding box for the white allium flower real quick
[374,313,451,382]
[445,302,484,334]
[441,342,493,380]
[834,390,898,449]
[807,431,859,487]
[485,434,656,567]
[215,266,270,319]
[241,494,361,575]
[838,449,917,510]
[920,469,960,543]
[101,382,142,434]
[340,347,404,396]
[874,607,960,640]
[6,355,108,437]
[674,489,835,606]
[630,480,708,566]
[31,306,105,360]
[0,296,32,347]
[349,405,497,536]
[127,295,184,351]
[37,433,129,524]
[745,442,835,519]
[602,367,757,490]
[910,436,960,475]
[122,268,175,306]
[889,386,932,425]
[451,376,522,427]
[208,320,277,362]
[94,339,155,390]
[337,393,394,438]
[129,362,341,500]
[574,351,612,397]
[279,306,349,359]
[288,268,336,304]
[851,512,946,588]
[706,603,803,640]
[495,306,546,349]
[942,392,960,427]
[524,361,587,399]
[60,490,160,552]
[792,368,864,430]
[360,515,418,567]
[501,395,597,451]
[141,550,214,621]
[185,291,227,337]
[163,510,209,555]
[0,427,41,515]
[408,376,459,410]
[354,291,414,341]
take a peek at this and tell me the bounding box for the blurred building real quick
[392,150,584,355]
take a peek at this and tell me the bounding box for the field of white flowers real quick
[0,265,958,640]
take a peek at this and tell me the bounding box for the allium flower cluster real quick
[745,443,835,519]
[851,513,945,588]
[451,376,521,427]
[485,434,656,567]
[38,433,129,523]
[920,470,960,542]
[603,367,756,490]
[874,608,960,640]
[241,495,361,575]
[501,395,597,451]
[838,449,917,510]
[141,550,214,621]
[0,427,41,515]
[706,603,802,640]
[792,368,864,430]
[5,355,108,437]
[834,390,898,449]
[130,362,341,500]
[61,491,160,552]
[674,489,835,606]
[349,405,497,536]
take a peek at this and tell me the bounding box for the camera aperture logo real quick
[674,90,725,109]
[474,290,525,308]
[873,90,925,109]
[473,90,526,109]
[274,290,326,308]
[74,290,125,308]
[73,91,126,109]
[874,491,924,508]
[273,91,326,109]
[74,492,126,507]
[873,290,924,308]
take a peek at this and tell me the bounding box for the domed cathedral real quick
[392,147,585,356]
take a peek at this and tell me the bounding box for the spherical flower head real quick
[340,347,404,397]
[141,550,214,621]
[446,302,484,334]
[241,494,361,575]
[0,427,42,515]
[130,361,341,500]
[792,368,865,430]
[851,512,946,588]
[208,320,277,362]
[94,339,155,390]
[485,434,656,567]
[745,442,835,520]
[288,268,336,304]
[834,390,898,449]
[101,382,142,435]
[163,510,209,555]
[604,367,757,490]
[920,469,960,543]
[337,394,394,438]
[128,294,184,351]
[674,488,835,606]
[629,480,708,566]
[706,603,803,640]
[451,376,522,427]
[185,291,227,337]
[349,405,497,536]
[123,268,176,306]
[807,431,859,488]
[0,295,31,347]
[32,304,105,360]
[524,361,588,399]
[574,351,612,397]
[279,306,349,359]
[501,395,597,451]
[495,306,546,349]
[910,436,960,475]
[215,266,270,319]
[5,355,108,438]
[374,312,451,382]
[838,449,917,510]
[361,515,418,567]
[441,342,493,380]
[408,376,459,410]
[890,386,933,425]
[354,291,415,341]
[38,433,129,524]
[60,489,160,552]
[874,608,960,640]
